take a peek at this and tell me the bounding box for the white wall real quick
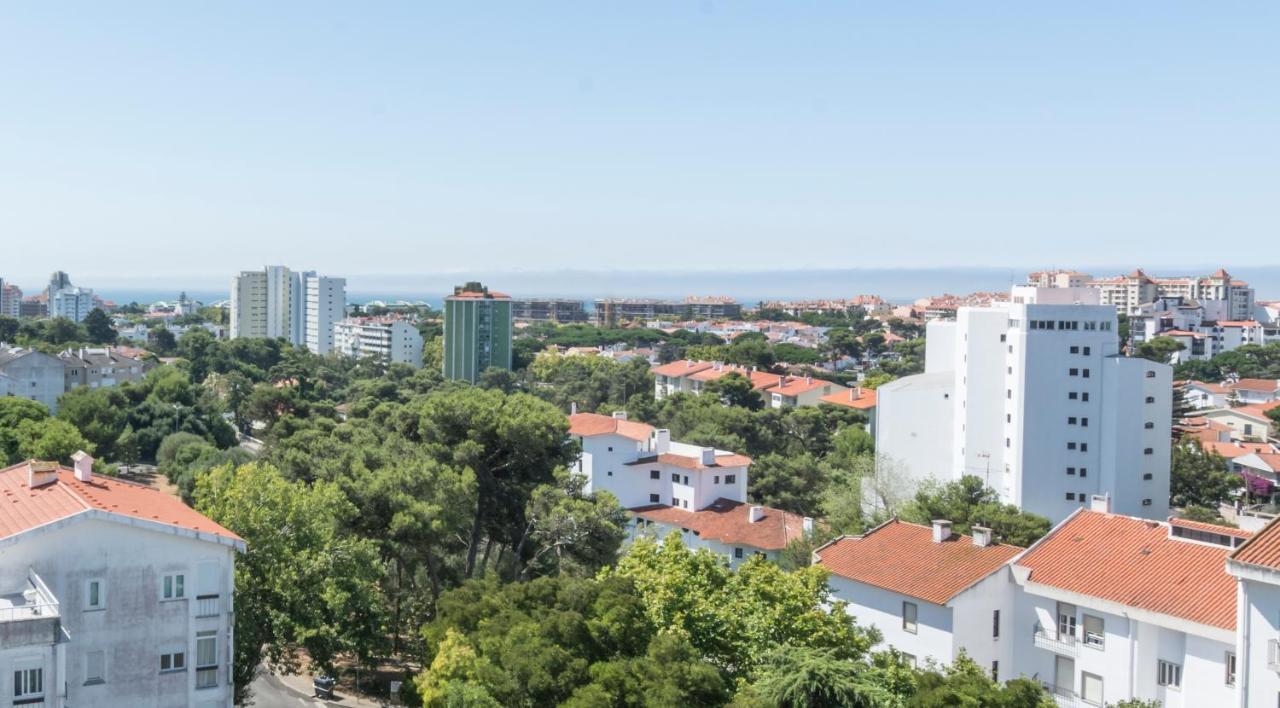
[875,372,955,489]
[828,575,953,668]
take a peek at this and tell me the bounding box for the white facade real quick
[334,317,423,367]
[0,347,69,413]
[48,287,95,323]
[877,285,1172,523]
[231,266,345,353]
[302,273,346,355]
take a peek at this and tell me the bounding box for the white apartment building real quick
[819,500,1272,707]
[0,455,243,708]
[814,520,1020,674]
[230,266,346,354]
[1034,268,1256,320]
[568,411,809,566]
[334,317,424,367]
[877,285,1172,523]
[0,347,69,413]
[0,283,20,318]
[48,287,95,323]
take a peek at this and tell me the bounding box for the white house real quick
[876,285,1172,523]
[0,455,244,708]
[334,316,424,368]
[814,519,1021,675]
[0,347,71,413]
[1227,517,1280,707]
[568,411,806,566]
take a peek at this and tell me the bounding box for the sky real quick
[1,2,1277,286]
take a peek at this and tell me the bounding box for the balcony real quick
[0,570,60,649]
[1033,626,1078,656]
[1041,682,1078,707]
[195,595,221,618]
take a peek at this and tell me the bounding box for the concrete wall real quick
[875,372,956,489]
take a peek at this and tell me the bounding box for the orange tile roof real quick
[1203,441,1273,459]
[630,498,807,551]
[688,364,749,382]
[1168,516,1252,540]
[1231,516,1280,571]
[1231,378,1280,393]
[1230,403,1280,421]
[820,388,877,410]
[772,376,843,397]
[1185,380,1229,394]
[651,360,714,378]
[0,462,243,544]
[568,413,655,442]
[625,452,752,470]
[448,290,511,300]
[815,520,1022,605]
[1015,510,1236,630]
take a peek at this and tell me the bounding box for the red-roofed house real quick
[0,455,242,707]
[1228,379,1280,405]
[767,374,847,409]
[1011,500,1242,706]
[1228,515,1280,705]
[630,497,810,566]
[815,519,1022,671]
[1203,403,1279,442]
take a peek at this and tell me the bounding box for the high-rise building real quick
[1030,267,1255,320]
[334,316,424,367]
[0,278,13,318]
[876,285,1171,523]
[230,266,345,353]
[443,282,512,382]
[49,287,96,322]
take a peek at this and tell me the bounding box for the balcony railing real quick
[1032,627,1078,656]
[195,595,221,618]
[1041,682,1078,707]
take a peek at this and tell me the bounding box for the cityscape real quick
[3,3,1279,708]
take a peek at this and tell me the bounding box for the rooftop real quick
[815,520,1022,605]
[567,412,656,442]
[1231,515,1280,572]
[820,387,877,410]
[630,497,807,551]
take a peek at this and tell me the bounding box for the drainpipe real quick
[1126,611,1136,699]
[1237,578,1249,708]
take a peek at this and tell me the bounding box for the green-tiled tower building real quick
[443,282,513,383]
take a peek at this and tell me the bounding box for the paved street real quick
[249,671,332,708]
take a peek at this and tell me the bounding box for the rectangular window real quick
[1158,660,1182,688]
[1226,651,1236,686]
[1080,468,1087,477]
[713,475,720,484]
[725,475,736,484]
[86,579,104,610]
[1144,421,1154,429]
[1069,368,1079,376]
[85,651,105,684]
[1081,672,1102,705]
[1144,448,1153,455]
[991,660,998,681]
[1069,392,1078,400]
[1081,443,1088,452]
[160,652,186,672]
[1082,369,1090,378]
[1070,346,1079,354]
[1083,346,1091,355]
[1143,499,1153,506]
[196,631,218,689]
[902,601,918,634]
[734,548,743,559]
[1067,467,1076,475]
[1081,417,1088,427]
[1066,492,1075,500]
[1068,416,1077,425]
[682,475,689,485]
[992,610,1000,638]
[1143,473,1153,480]
[1067,442,1077,450]
[1145,396,1155,403]
[13,667,43,698]
[1082,614,1104,648]
[649,493,659,503]
[163,574,185,600]
[1057,603,1076,639]
[1082,392,1090,402]
[1146,370,1156,378]
[671,473,679,482]
[649,470,660,480]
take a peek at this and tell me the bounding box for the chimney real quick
[27,461,58,488]
[570,401,578,416]
[700,447,716,465]
[853,386,862,400]
[971,526,993,547]
[654,429,671,454]
[1090,494,1111,513]
[612,411,628,421]
[932,520,952,543]
[72,451,94,482]
[749,506,765,523]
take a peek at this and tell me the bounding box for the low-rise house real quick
[1203,405,1278,443]
[1228,379,1280,406]
[768,375,847,409]
[630,498,810,566]
[819,386,877,429]
[0,455,243,708]
[59,347,150,391]
[1227,517,1280,706]
[1183,381,1230,410]
[814,519,1022,672]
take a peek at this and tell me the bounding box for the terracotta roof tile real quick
[815,520,1021,605]
[1203,441,1273,459]
[630,498,806,551]
[624,452,752,470]
[1168,516,1251,540]
[1230,378,1280,393]
[1016,510,1236,630]
[1231,516,1280,571]
[0,462,243,544]
[568,413,655,442]
[651,360,714,378]
[772,376,843,397]
[820,388,877,410]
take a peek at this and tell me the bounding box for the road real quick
[247,672,339,708]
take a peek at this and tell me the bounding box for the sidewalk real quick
[274,670,393,707]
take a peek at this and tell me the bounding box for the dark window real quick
[992,661,999,682]
[649,493,659,503]
[993,610,1000,638]
[714,475,720,484]
[1142,499,1153,506]
[1143,473,1153,480]
[1146,396,1156,403]
[1067,442,1077,450]
[1082,392,1090,402]
[1144,422,1154,429]
[1081,443,1088,452]
[1083,346,1091,355]
[683,475,689,485]
[1146,370,1156,378]
[650,470,660,480]
[1067,467,1076,475]
[1066,492,1076,500]
[1081,417,1088,427]
[1144,448,1154,455]
[671,473,679,482]
[1080,468,1088,477]
[607,446,613,452]
[725,474,736,484]
[1069,368,1079,376]
[1083,369,1091,378]
[1069,392,1078,400]
[1070,346,1079,354]
[1068,417,1077,425]
[734,548,743,559]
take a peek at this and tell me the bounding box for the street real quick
[247,671,338,708]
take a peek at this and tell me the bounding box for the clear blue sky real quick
[2,2,1276,283]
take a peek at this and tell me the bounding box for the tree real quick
[195,463,387,703]
[0,315,18,342]
[1134,336,1184,364]
[414,629,502,708]
[57,387,128,460]
[909,655,1054,707]
[825,328,864,365]
[900,476,1051,547]
[703,371,764,410]
[149,327,178,356]
[1170,440,1241,510]
[14,419,94,464]
[0,398,51,463]
[82,308,117,344]
[748,645,894,708]
[748,453,831,517]
[513,470,627,579]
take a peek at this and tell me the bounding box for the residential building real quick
[510,298,588,323]
[1201,404,1279,443]
[59,347,150,390]
[230,266,345,354]
[877,285,1172,523]
[594,297,741,327]
[0,346,69,413]
[0,455,243,707]
[767,375,847,409]
[652,360,783,401]
[334,316,424,367]
[443,282,512,383]
[815,519,1021,673]
[0,280,18,318]
[302,273,347,355]
[568,411,806,566]
[818,386,878,434]
[49,287,96,322]
[1184,380,1230,409]
[19,297,46,319]
[1227,517,1280,707]
[1037,268,1255,320]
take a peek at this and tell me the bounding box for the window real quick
[1146,370,1156,378]
[713,475,720,484]
[1158,660,1182,688]
[1144,421,1154,429]
[1083,346,1091,355]
[13,667,43,699]
[649,493,659,503]
[649,470,660,480]
[1066,492,1076,501]
[1070,346,1079,354]
[1226,651,1236,686]
[1057,604,1076,639]
[1007,389,1012,399]
[1143,473,1153,480]
[991,661,999,681]
[607,446,613,452]
[1082,368,1090,378]
[1068,442,1077,450]
[196,631,218,689]
[992,610,1000,638]
[1082,392,1090,402]
[163,574,185,600]
[734,548,743,559]
[161,651,186,673]
[671,473,679,482]
[1069,368,1079,376]
[1082,614,1104,648]
[1144,448,1154,455]
[1143,499,1153,506]
[725,475,736,484]
[682,475,689,485]
[1081,417,1088,427]
[1081,443,1088,452]
[1067,467,1076,475]
[902,601,918,633]
[86,578,104,610]
[1069,392,1078,400]
[1081,672,1103,706]
[1145,396,1155,403]
[1068,416,1077,425]
[85,651,105,684]
[1080,468,1087,477]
